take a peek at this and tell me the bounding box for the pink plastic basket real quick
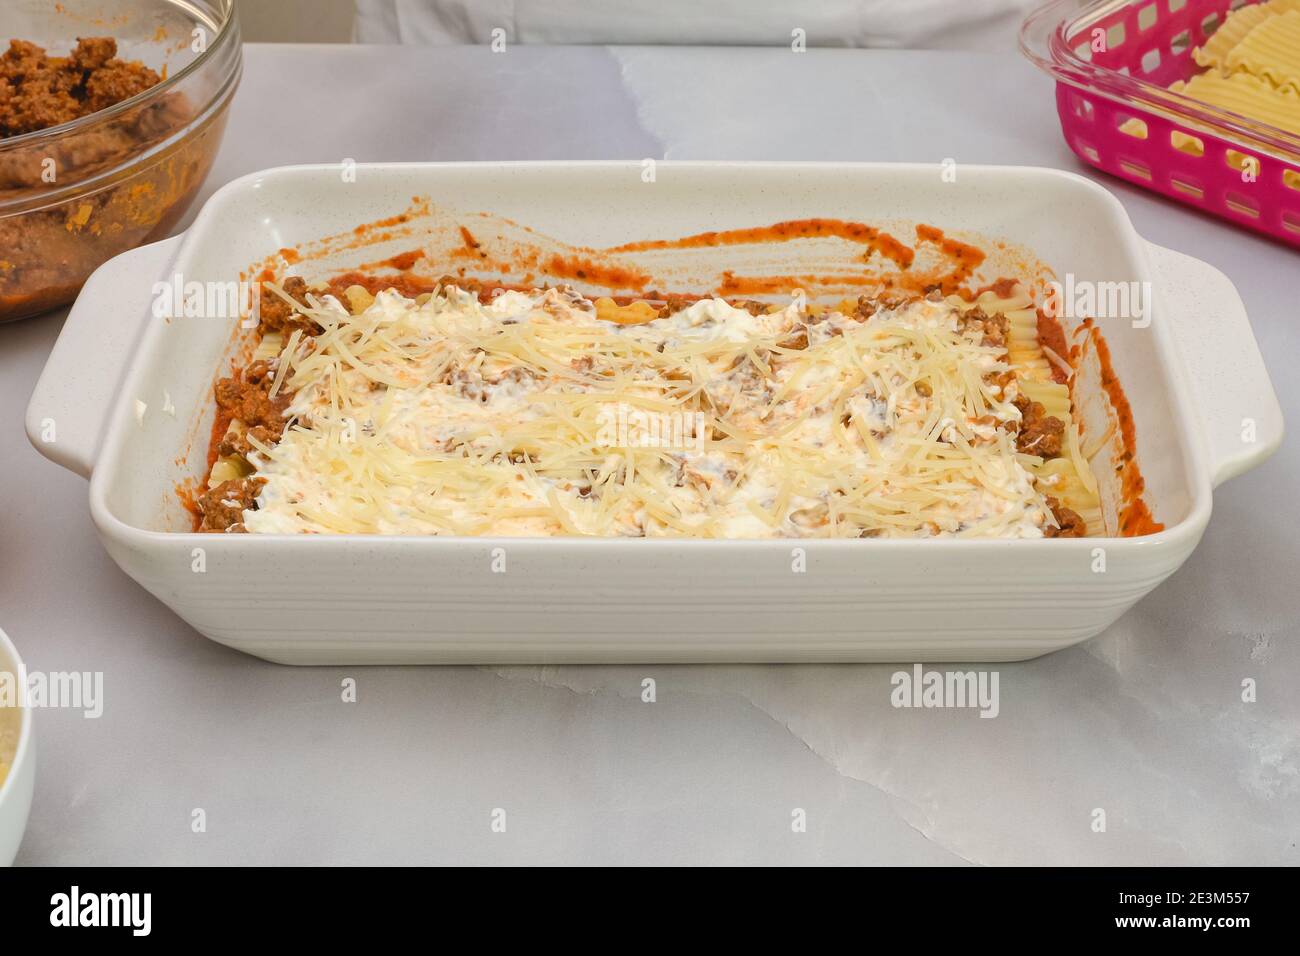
[1021,0,1300,247]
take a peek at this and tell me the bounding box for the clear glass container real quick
[1021,0,1300,244]
[0,0,241,320]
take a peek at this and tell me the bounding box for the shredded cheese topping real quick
[235,285,1065,538]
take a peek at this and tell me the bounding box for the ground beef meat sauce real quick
[214,360,292,434]
[216,424,275,460]
[956,306,1009,348]
[197,281,331,531]
[257,276,322,336]
[198,477,266,534]
[198,357,291,532]
[1014,395,1065,458]
[0,38,161,136]
[1044,496,1086,538]
[0,37,215,319]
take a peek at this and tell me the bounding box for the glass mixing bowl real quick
[0,0,241,321]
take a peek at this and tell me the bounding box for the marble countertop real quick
[0,43,1295,865]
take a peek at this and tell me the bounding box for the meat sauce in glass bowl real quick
[0,0,240,322]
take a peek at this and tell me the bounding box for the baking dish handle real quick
[1146,241,1284,488]
[25,235,182,479]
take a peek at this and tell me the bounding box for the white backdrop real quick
[353,0,1041,50]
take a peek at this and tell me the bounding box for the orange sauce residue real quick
[352,248,428,272]
[1036,308,1072,386]
[906,224,986,294]
[1076,319,1164,536]
[609,218,916,269]
[542,254,652,292]
[206,408,230,473]
[352,209,417,234]
[327,271,439,299]
[386,249,425,270]
[175,478,202,531]
[977,277,1020,299]
[451,225,491,262]
[716,272,867,296]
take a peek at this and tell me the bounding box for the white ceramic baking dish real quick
[25,162,1283,663]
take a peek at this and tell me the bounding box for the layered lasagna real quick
[197,276,1101,538]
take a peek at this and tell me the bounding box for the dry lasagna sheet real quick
[1162,0,1300,138]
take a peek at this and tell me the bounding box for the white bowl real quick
[0,628,34,866]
